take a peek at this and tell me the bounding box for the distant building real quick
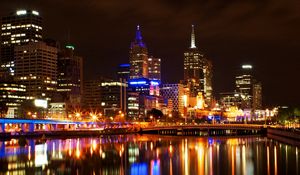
[56,44,83,108]
[14,41,57,100]
[148,57,161,81]
[219,92,242,108]
[127,78,161,119]
[100,80,127,116]
[0,9,43,76]
[161,84,185,114]
[48,102,67,119]
[0,80,27,118]
[82,80,101,111]
[183,25,213,106]
[235,64,262,109]
[117,63,130,81]
[252,82,262,110]
[129,25,148,79]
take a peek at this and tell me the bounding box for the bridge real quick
[141,124,266,136]
[0,118,133,133]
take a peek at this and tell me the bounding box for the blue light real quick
[128,78,150,87]
[119,63,130,68]
[208,138,214,145]
[129,81,147,85]
[150,80,160,86]
[131,163,148,175]
[207,115,213,120]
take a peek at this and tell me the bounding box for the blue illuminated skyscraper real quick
[129,25,148,79]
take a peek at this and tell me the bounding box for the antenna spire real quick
[190,24,196,48]
[135,25,142,41]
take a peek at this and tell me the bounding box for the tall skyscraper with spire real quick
[184,25,213,107]
[129,25,148,79]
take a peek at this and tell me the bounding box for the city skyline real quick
[0,0,299,106]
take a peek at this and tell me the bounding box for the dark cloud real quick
[0,0,299,106]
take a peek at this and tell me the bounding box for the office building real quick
[56,44,83,107]
[161,84,185,114]
[235,64,262,109]
[117,63,130,81]
[252,82,262,110]
[129,25,148,79]
[127,78,161,119]
[14,41,57,100]
[82,80,101,110]
[1,10,43,76]
[183,25,213,106]
[100,80,127,116]
[148,57,161,81]
[0,79,27,118]
[219,92,242,108]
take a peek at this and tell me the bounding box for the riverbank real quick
[267,127,300,146]
[0,128,139,140]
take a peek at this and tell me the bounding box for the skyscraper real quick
[129,25,148,79]
[183,25,213,106]
[0,10,43,76]
[14,41,57,100]
[235,64,262,109]
[56,44,83,107]
[148,56,161,81]
[235,65,253,109]
[100,80,127,116]
[252,82,262,110]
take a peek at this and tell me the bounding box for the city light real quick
[16,10,27,15]
[242,64,252,69]
[32,10,39,16]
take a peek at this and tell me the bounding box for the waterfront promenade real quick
[0,118,299,146]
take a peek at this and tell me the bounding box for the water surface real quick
[0,135,298,175]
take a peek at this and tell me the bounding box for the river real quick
[0,135,299,175]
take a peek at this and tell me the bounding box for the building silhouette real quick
[56,44,83,109]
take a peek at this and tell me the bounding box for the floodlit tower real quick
[129,25,148,79]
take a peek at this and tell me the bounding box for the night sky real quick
[1,0,299,106]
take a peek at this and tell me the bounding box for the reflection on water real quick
[0,135,299,175]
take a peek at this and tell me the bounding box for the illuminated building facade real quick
[183,25,213,106]
[0,80,27,118]
[82,80,101,110]
[14,41,57,100]
[100,80,127,116]
[161,84,185,114]
[148,57,161,81]
[0,10,43,76]
[235,65,262,109]
[219,92,242,108]
[252,82,262,110]
[127,78,161,119]
[129,25,148,79]
[56,44,83,108]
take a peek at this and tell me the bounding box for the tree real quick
[18,100,36,118]
[148,108,164,119]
